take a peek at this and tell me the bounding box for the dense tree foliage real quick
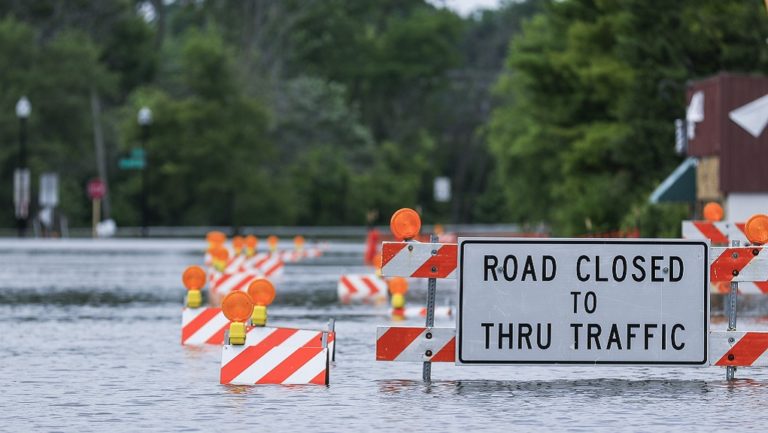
[0,0,764,232]
[489,0,768,235]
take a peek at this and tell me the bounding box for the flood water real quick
[2,240,768,432]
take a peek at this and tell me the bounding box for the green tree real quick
[113,28,275,227]
[489,0,768,235]
[0,18,115,227]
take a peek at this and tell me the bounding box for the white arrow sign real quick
[729,93,768,138]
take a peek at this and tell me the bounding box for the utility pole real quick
[14,96,31,237]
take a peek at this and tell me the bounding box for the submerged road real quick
[1,240,767,431]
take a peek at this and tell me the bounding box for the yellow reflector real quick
[391,293,406,309]
[228,321,247,345]
[251,305,268,327]
[186,289,202,308]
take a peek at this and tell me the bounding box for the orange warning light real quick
[294,235,305,248]
[247,279,276,306]
[703,202,724,222]
[388,277,409,295]
[222,291,254,322]
[232,235,244,249]
[268,235,279,251]
[211,246,229,261]
[206,230,226,245]
[182,266,206,290]
[745,214,768,245]
[245,235,258,249]
[390,208,421,240]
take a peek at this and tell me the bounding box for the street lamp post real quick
[137,107,152,238]
[15,96,31,237]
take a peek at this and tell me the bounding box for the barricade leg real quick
[727,240,740,381]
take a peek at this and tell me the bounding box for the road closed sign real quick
[457,239,709,365]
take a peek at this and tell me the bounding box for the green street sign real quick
[119,158,145,170]
[119,147,146,170]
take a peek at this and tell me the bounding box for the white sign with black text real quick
[457,239,709,365]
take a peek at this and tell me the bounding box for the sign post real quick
[87,178,106,238]
[726,239,740,380]
[423,234,439,382]
[457,239,709,365]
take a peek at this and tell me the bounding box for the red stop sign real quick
[87,178,106,200]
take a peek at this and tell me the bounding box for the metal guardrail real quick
[0,224,536,240]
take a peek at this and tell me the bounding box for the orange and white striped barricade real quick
[709,239,768,379]
[210,270,264,298]
[710,246,768,294]
[305,247,323,259]
[241,253,285,278]
[337,274,387,304]
[393,306,452,319]
[376,326,455,363]
[381,242,458,279]
[381,236,458,381]
[278,248,323,262]
[710,331,768,367]
[223,255,247,273]
[220,326,333,385]
[277,250,304,263]
[181,307,230,345]
[682,221,747,245]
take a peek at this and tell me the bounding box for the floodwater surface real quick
[1,240,768,432]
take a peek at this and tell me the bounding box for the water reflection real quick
[375,377,764,402]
